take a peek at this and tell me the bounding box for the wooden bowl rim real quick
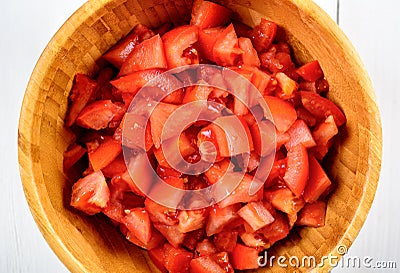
[18,0,382,272]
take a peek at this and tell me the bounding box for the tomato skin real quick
[238,37,260,67]
[263,95,297,132]
[312,115,338,147]
[88,138,122,171]
[238,202,275,231]
[70,171,110,215]
[123,208,152,245]
[63,143,86,173]
[300,91,346,126]
[283,144,309,197]
[285,119,316,150]
[119,35,167,76]
[103,24,155,68]
[101,154,127,178]
[76,100,125,130]
[264,187,305,214]
[205,204,241,236]
[198,27,222,62]
[163,243,193,273]
[250,119,275,157]
[149,245,168,273]
[251,19,277,52]
[191,0,232,29]
[230,243,260,270]
[182,84,213,103]
[296,201,326,227]
[66,74,98,127]
[296,60,324,82]
[213,24,243,66]
[162,25,199,68]
[303,155,332,203]
[149,102,180,149]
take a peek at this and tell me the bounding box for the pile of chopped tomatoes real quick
[63,0,346,272]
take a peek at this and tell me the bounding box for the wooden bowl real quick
[18,0,382,272]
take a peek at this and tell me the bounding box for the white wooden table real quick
[1,0,399,271]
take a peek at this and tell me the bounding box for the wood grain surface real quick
[1,0,398,272]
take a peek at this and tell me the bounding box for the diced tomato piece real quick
[191,0,232,29]
[303,155,332,203]
[177,209,207,233]
[204,159,231,185]
[195,239,217,257]
[261,51,294,74]
[154,224,186,248]
[283,144,309,197]
[296,106,317,127]
[163,243,193,273]
[149,102,180,149]
[198,27,223,61]
[296,201,326,227]
[232,21,252,38]
[145,198,178,225]
[296,60,324,82]
[110,69,163,98]
[247,151,260,172]
[275,72,298,99]
[239,231,269,249]
[213,24,243,66]
[70,171,110,215]
[101,154,127,178]
[264,187,305,214]
[285,119,316,150]
[103,24,154,68]
[182,83,213,103]
[251,19,277,52]
[123,208,152,245]
[265,157,287,187]
[238,202,275,231]
[259,212,290,245]
[206,204,241,236]
[250,67,271,93]
[156,165,182,179]
[76,100,125,130]
[149,245,167,273]
[238,37,260,67]
[162,89,185,105]
[276,130,290,149]
[250,119,276,157]
[312,115,338,146]
[213,230,238,253]
[63,143,86,172]
[119,35,167,76]
[153,22,172,36]
[190,255,226,273]
[162,25,199,68]
[66,74,98,127]
[88,137,122,171]
[230,243,260,270]
[216,174,263,208]
[119,153,153,196]
[300,91,346,126]
[197,123,228,160]
[182,229,205,251]
[263,95,297,132]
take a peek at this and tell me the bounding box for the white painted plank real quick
[0,1,85,273]
[334,0,400,271]
[313,0,338,23]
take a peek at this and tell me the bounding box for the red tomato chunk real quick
[64,1,346,272]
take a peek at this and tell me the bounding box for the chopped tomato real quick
[232,21,252,38]
[213,24,243,66]
[263,95,297,132]
[238,37,260,67]
[177,209,207,233]
[119,35,167,76]
[76,100,125,130]
[312,115,338,147]
[191,0,232,29]
[238,202,275,231]
[123,208,152,245]
[101,154,127,178]
[285,119,316,150]
[264,187,305,214]
[182,83,213,103]
[66,74,98,127]
[154,22,172,36]
[154,223,186,248]
[70,171,110,215]
[197,123,229,160]
[283,144,309,197]
[275,72,298,99]
[190,255,226,273]
[216,174,263,208]
[303,155,332,203]
[103,24,154,68]
[296,201,326,227]
[250,119,276,157]
[149,245,168,273]
[149,102,180,149]
[259,212,290,245]
[198,27,223,61]
[239,230,269,249]
[88,137,122,171]
[163,243,193,273]
[204,159,232,185]
[296,106,317,127]
[206,204,241,236]
[296,60,324,82]
[63,143,86,173]
[195,239,217,257]
[230,243,260,270]
[213,230,238,253]
[300,91,346,126]
[251,19,277,52]
[145,198,178,226]
[162,25,199,68]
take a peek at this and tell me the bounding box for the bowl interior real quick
[18,0,382,272]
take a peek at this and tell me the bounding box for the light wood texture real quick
[12,0,383,272]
